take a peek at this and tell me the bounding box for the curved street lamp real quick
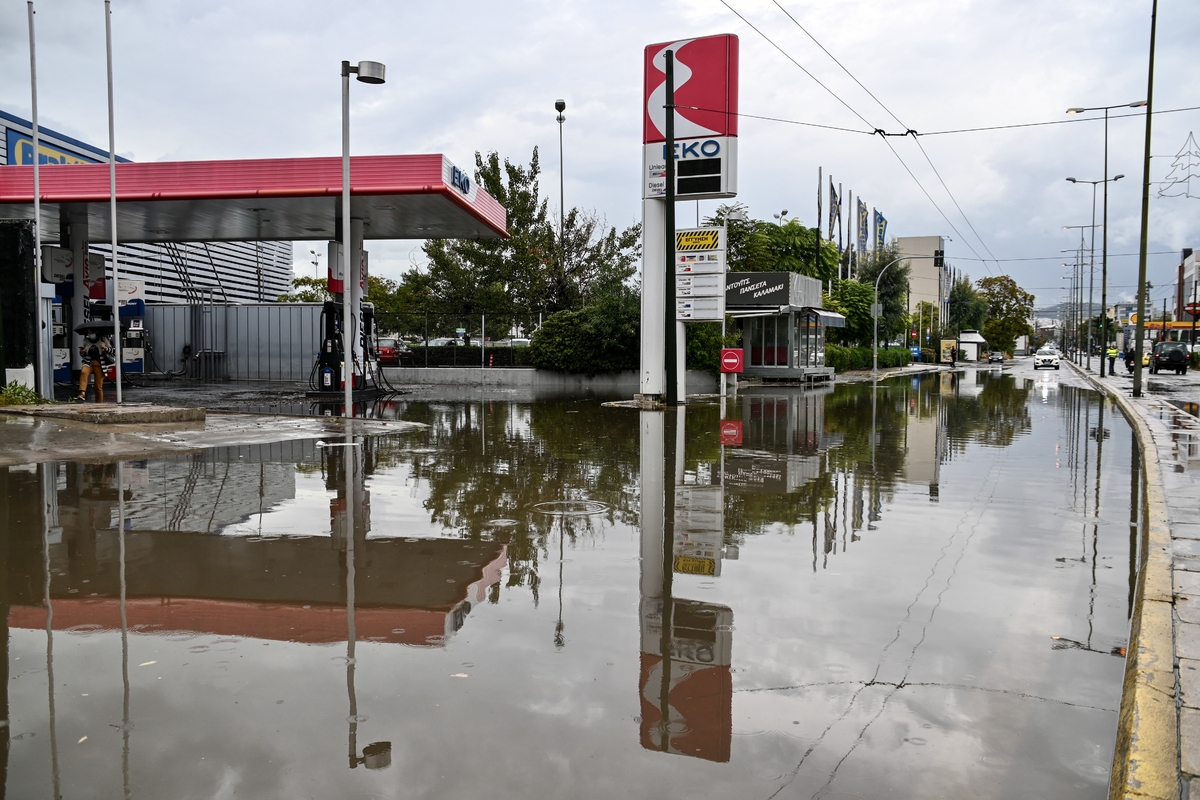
[1066,175,1124,374]
[872,253,936,375]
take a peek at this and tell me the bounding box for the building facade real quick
[0,109,291,304]
[895,235,947,318]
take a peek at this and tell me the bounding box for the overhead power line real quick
[738,0,999,273]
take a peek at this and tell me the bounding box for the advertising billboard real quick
[642,34,738,201]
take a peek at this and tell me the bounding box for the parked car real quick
[508,338,531,347]
[1151,341,1190,374]
[988,351,1004,363]
[426,337,462,347]
[375,337,400,366]
[1033,348,1060,370]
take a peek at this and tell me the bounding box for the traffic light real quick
[934,250,944,268]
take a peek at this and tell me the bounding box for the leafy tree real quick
[977,275,1034,353]
[415,149,640,337]
[529,285,640,375]
[706,204,838,280]
[825,280,874,345]
[945,274,988,333]
[855,242,910,342]
[277,276,331,303]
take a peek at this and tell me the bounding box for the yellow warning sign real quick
[673,555,717,575]
[676,229,721,252]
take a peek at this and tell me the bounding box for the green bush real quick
[0,380,42,406]
[824,345,912,372]
[920,348,936,364]
[685,319,742,375]
[529,292,640,375]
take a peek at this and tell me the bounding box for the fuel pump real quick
[318,299,344,390]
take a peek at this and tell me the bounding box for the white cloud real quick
[0,0,1196,306]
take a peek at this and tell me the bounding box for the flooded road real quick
[2,361,1137,798]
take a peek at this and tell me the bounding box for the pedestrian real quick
[76,331,111,402]
[1107,345,1118,374]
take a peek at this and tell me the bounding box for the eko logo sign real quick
[643,35,739,145]
[450,166,471,194]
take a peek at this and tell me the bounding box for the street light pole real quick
[873,254,934,375]
[555,99,566,272]
[341,59,386,420]
[1066,176,1125,375]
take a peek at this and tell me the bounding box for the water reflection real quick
[1,368,1140,798]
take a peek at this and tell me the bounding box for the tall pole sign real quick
[640,34,738,405]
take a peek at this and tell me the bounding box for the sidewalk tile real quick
[1183,708,1200,775]
[1181,596,1200,625]
[1178,622,1200,660]
[1181,659,1200,709]
[1178,571,1200,597]
[1175,523,1200,540]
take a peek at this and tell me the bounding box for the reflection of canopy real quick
[10,536,507,647]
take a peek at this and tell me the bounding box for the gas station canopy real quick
[0,154,507,243]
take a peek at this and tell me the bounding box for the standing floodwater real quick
[2,363,1134,798]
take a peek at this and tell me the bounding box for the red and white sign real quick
[719,420,743,446]
[1186,302,1200,316]
[642,35,739,201]
[643,35,739,144]
[719,347,744,373]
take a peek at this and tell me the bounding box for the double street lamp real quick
[1066,175,1124,375]
[1066,101,1144,379]
[1062,228,1097,364]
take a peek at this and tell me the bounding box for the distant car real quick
[508,338,531,347]
[988,351,1004,363]
[1033,348,1060,370]
[426,337,462,347]
[1151,341,1189,374]
[375,337,400,366]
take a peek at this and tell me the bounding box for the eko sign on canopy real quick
[642,34,738,201]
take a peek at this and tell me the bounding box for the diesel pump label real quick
[676,229,721,251]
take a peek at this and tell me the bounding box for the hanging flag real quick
[828,179,840,246]
[874,209,887,251]
[857,199,868,256]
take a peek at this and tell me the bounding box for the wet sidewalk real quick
[1068,358,1195,799]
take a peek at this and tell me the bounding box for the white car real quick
[1033,348,1060,370]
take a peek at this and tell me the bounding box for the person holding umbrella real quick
[76,329,112,402]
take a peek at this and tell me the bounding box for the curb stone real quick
[1063,361,1180,800]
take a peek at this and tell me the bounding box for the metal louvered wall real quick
[144,302,323,382]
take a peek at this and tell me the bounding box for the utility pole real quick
[1133,0,1158,397]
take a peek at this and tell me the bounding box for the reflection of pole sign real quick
[643,35,739,200]
[719,419,743,446]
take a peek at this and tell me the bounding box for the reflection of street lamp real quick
[341,59,386,419]
[340,438,392,770]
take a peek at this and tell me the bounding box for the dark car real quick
[988,351,1004,363]
[1151,341,1189,375]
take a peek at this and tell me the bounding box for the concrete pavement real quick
[1066,356,1197,799]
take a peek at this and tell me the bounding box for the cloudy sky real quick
[0,0,1196,309]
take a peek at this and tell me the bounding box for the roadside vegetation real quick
[0,381,42,405]
[276,156,1036,374]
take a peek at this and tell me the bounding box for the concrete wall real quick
[385,366,717,396]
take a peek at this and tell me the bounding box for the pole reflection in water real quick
[638,408,733,762]
[332,435,391,771]
[43,463,61,800]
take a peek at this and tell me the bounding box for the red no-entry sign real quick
[720,348,744,373]
[1187,302,1200,316]
[719,420,743,446]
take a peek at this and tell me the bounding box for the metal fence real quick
[143,303,543,382]
[144,299,323,382]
